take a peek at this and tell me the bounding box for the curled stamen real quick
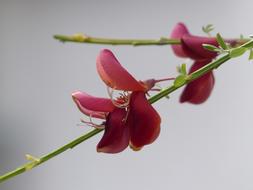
[122,91,130,97]
[115,94,131,108]
[148,84,163,92]
[80,117,105,129]
[106,86,131,108]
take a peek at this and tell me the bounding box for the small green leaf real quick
[230,47,247,58]
[203,44,221,52]
[206,24,214,30]
[202,24,214,34]
[181,64,187,75]
[216,33,228,50]
[249,49,253,60]
[177,63,187,75]
[174,75,186,87]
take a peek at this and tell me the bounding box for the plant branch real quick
[53,34,249,46]
[1,39,253,184]
[53,34,181,46]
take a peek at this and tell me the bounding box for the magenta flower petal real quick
[96,49,146,91]
[183,36,237,60]
[128,92,161,150]
[170,22,190,58]
[72,91,115,118]
[73,103,106,119]
[182,35,218,60]
[97,108,130,153]
[180,60,215,104]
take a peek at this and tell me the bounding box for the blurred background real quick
[1,0,253,189]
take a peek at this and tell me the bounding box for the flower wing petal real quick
[180,60,215,104]
[72,91,115,118]
[170,22,190,58]
[97,108,130,153]
[182,35,218,60]
[128,92,161,150]
[96,49,146,91]
[73,104,106,119]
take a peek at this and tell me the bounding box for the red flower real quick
[170,23,234,104]
[72,49,161,153]
[171,22,235,60]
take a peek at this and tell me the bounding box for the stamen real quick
[79,117,105,129]
[106,86,131,108]
[122,91,130,97]
[149,84,163,92]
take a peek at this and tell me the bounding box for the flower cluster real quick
[72,23,237,153]
[171,22,235,104]
[72,49,161,153]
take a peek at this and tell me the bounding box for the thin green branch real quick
[53,34,181,46]
[1,39,253,184]
[53,34,249,46]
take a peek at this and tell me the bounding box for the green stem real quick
[53,34,249,46]
[1,39,253,184]
[53,34,181,46]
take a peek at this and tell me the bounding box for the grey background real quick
[1,0,253,189]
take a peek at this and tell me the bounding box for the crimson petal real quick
[96,49,146,91]
[170,22,190,58]
[128,92,161,150]
[72,91,115,118]
[182,35,218,60]
[180,60,215,104]
[97,108,130,153]
[73,104,106,119]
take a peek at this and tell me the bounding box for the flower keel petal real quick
[129,92,161,150]
[180,60,215,104]
[97,108,130,153]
